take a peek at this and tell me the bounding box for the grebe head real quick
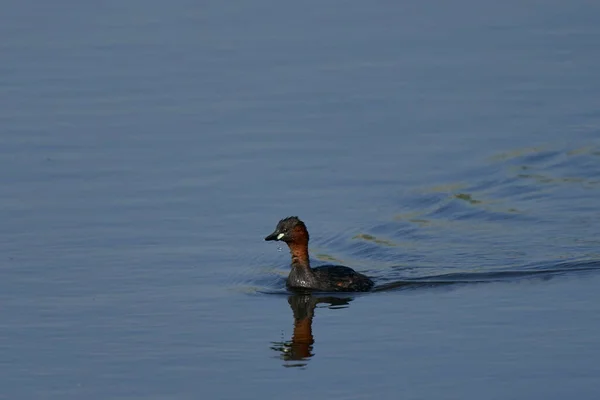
[264,216,309,244]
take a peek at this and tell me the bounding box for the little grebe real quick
[265,216,374,292]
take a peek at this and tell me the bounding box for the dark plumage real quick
[265,216,374,292]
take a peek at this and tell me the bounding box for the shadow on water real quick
[270,293,354,368]
[267,260,600,368]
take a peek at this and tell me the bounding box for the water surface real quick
[1,0,600,399]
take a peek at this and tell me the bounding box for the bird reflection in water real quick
[270,293,353,368]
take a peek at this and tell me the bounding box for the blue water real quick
[1,0,600,399]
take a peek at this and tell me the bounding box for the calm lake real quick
[1,1,600,399]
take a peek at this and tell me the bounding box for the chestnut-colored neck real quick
[288,241,310,269]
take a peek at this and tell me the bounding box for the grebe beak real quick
[265,231,285,241]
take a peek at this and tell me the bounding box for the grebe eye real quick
[277,233,285,240]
